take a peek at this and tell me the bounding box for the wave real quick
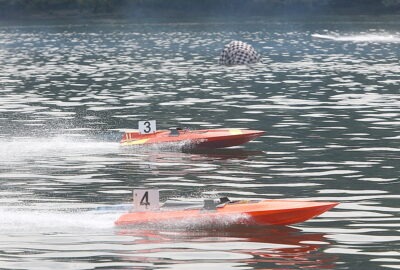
[312,33,400,43]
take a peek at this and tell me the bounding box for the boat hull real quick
[115,200,338,226]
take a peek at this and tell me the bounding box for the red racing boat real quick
[115,198,339,226]
[120,128,265,149]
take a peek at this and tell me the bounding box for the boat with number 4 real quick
[115,191,339,227]
[120,128,265,149]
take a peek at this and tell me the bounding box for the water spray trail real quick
[0,135,119,162]
[0,207,121,234]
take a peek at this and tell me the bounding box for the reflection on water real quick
[0,18,399,269]
[116,226,338,269]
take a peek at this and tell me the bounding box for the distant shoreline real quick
[2,12,400,27]
[1,0,400,23]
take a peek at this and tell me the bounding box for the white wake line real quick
[312,33,400,43]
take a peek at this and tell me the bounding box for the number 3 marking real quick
[143,121,151,133]
[139,120,156,135]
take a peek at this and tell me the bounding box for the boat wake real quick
[0,207,120,234]
[0,136,119,162]
[312,33,400,43]
[0,205,251,234]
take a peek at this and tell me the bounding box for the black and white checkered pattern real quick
[219,41,261,65]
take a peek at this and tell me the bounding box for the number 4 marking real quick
[140,191,150,206]
[133,189,159,211]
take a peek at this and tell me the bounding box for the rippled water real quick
[0,18,399,269]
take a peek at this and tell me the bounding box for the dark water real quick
[0,18,399,269]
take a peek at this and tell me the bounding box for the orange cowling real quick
[115,200,339,226]
[120,129,265,149]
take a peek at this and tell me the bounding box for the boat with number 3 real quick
[120,127,265,149]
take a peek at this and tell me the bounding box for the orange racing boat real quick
[115,197,339,226]
[120,128,265,149]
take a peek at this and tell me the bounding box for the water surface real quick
[0,18,399,269]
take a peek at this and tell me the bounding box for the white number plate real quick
[138,120,156,134]
[133,189,160,211]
